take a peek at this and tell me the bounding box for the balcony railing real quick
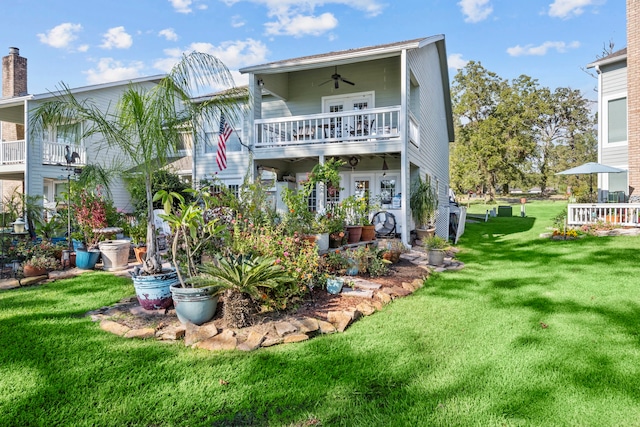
[254,106,401,148]
[567,203,640,227]
[0,140,25,165]
[42,142,86,166]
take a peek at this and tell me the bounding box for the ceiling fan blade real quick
[341,78,355,86]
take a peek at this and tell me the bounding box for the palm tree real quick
[30,52,245,275]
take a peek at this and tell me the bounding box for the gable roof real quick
[239,36,444,74]
[587,48,627,68]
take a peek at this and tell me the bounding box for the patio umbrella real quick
[556,162,625,202]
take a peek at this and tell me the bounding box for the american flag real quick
[216,115,233,171]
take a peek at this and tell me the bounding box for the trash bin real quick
[497,206,512,217]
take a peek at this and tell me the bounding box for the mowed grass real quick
[2,201,640,426]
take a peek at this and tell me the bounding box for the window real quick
[44,123,80,145]
[605,95,627,145]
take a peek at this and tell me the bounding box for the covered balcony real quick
[254,106,404,148]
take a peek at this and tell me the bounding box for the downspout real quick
[595,64,604,202]
[400,49,409,246]
[23,98,29,220]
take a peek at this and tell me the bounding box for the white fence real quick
[567,203,640,227]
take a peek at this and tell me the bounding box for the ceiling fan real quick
[319,66,355,89]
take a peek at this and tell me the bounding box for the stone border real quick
[86,250,465,352]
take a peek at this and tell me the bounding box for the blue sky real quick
[2,0,626,100]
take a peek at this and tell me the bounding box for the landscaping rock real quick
[184,322,219,346]
[124,328,156,339]
[237,330,266,351]
[261,337,284,347]
[195,330,237,351]
[100,320,131,336]
[156,325,185,341]
[340,287,374,298]
[327,310,359,332]
[317,319,337,334]
[375,291,392,305]
[283,334,310,343]
[290,317,319,334]
[274,321,297,336]
[356,301,376,316]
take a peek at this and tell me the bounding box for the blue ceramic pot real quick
[75,249,100,270]
[170,285,219,325]
[131,269,178,310]
[326,277,344,294]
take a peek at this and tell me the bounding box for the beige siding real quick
[407,42,451,237]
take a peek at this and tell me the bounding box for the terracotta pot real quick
[23,264,48,277]
[382,250,401,264]
[346,226,362,243]
[301,235,317,245]
[361,224,376,241]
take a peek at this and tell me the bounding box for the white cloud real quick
[458,0,493,23]
[548,0,599,19]
[448,53,468,70]
[221,1,384,37]
[159,28,179,41]
[168,0,208,13]
[506,40,581,56]
[168,0,192,13]
[231,15,246,28]
[78,45,90,53]
[100,27,133,49]
[37,23,83,49]
[153,38,269,73]
[84,58,144,85]
[265,13,338,37]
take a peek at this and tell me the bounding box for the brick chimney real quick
[628,1,640,201]
[1,47,27,142]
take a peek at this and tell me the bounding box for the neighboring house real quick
[587,48,630,202]
[197,36,455,245]
[0,47,166,215]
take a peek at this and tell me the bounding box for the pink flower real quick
[283,251,289,257]
[275,258,281,264]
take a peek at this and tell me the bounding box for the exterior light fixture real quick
[12,218,25,234]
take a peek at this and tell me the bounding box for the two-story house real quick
[196,36,455,245]
[0,47,166,216]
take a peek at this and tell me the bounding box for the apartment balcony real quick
[254,106,405,151]
[0,140,86,167]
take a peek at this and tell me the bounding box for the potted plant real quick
[341,195,368,243]
[381,239,408,264]
[157,189,228,325]
[73,189,108,270]
[410,173,438,240]
[128,220,147,264]
[33,51,242,309]
[423,235,449,266]
[23,255,61,277]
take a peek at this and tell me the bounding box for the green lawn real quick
[2,201,640,426]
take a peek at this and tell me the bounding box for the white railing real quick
[567,203,640,227]
[0,140,25,165]
[42,142,86,165]
[255,106,401,148]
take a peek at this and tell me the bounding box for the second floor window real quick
[45,123,80,145]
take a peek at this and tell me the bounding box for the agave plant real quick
[190,254,295,328]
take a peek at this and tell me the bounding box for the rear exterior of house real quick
[587,49,630,202]
[196,36,454,245]
[0,47,165,215]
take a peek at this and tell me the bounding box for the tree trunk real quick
[223,290,256,329]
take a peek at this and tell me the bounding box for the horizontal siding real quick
[27,81,159,213]
[601,144,629,166]
[601,62,627,96]
[407,41,451,238]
